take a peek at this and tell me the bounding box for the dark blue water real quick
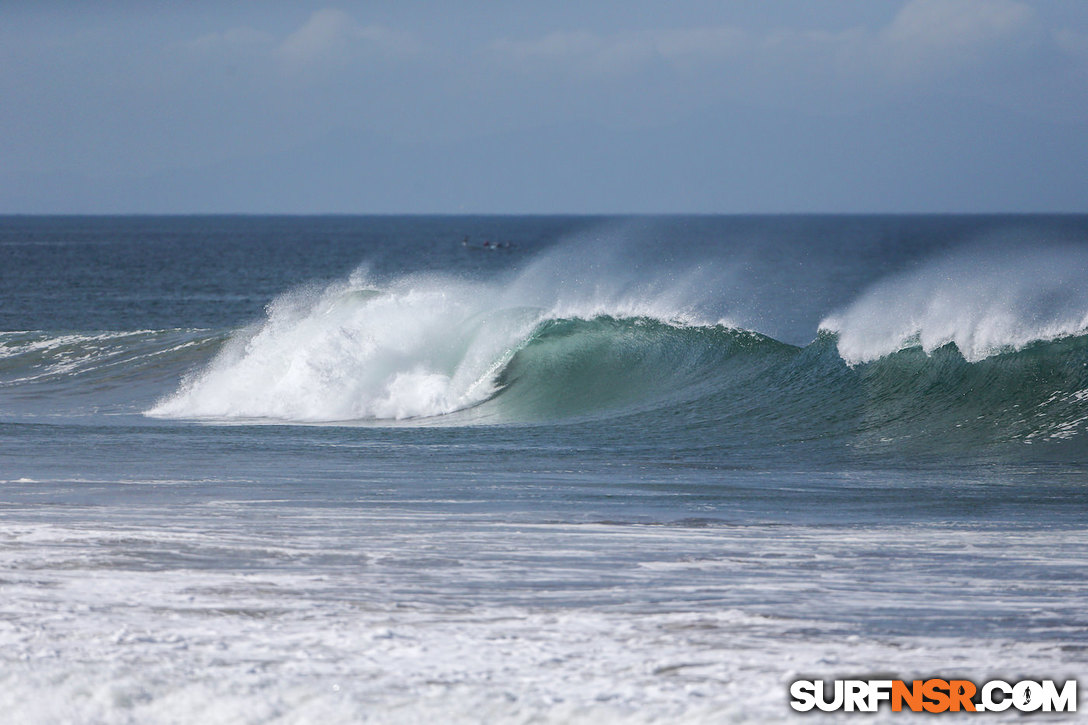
[1,215,1086,722]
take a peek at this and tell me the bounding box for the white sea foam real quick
[0,514,1082,724]
[148,246,728,422]
[148,274,532,421]
[821,243,1088,364]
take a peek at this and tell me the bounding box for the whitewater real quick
[2,215,1087,723]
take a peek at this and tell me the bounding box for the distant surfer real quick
[462,237,513,251]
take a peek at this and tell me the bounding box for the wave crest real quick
[820,244,1088,364]
[146,267,725,423]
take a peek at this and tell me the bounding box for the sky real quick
[2,0,1088,214]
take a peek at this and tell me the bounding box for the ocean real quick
[1,215,1086,722]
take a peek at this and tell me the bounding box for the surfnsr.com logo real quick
[789,679,1077,713]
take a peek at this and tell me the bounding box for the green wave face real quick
[849,334,1088,449]
[486,316,797,422]
[474,318,1088,457]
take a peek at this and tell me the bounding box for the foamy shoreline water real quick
[1,503,1083,724]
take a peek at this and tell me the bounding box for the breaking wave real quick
[131,261,1088,448]
[5,238,1088,448]
[820,243,1088,364]
[144,265,735,422]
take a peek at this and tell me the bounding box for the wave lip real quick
[820,244,1088,364]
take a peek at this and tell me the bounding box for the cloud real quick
[188,27,276,52]
[883,0,1033,51]
[492,30,649,76]
[183,8,420,76]
[279,8,420,66]
[491,0,1038,86]
[280,8,356,63]
[653,26,751,62]
[878,0,1036,80]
